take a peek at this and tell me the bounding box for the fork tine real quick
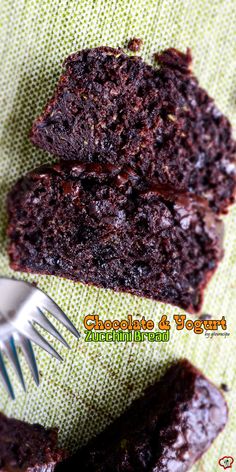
[26,323,63,362]
[3,337,25,391]
[41,295,80,339]
[33,308,70,349]
[0,350,15,399]
[18,334,39,386]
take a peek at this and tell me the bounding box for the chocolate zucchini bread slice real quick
[0,412,67,471]
[7,162,223,313]
[56,359,228,472]
[30,46,236,214]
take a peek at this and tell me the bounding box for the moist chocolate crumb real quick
[0,412,67,471]
[220,383,230,392]
[7,161,223,313]
[30,46,236,214]
[199,313,212,320]
[55,359,228,472]
[127,37,143,52]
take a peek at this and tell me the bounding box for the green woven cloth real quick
[0,1,236,470]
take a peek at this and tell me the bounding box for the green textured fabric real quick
[0,0,236,470]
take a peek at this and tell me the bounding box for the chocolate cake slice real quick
[7,162,223,313]
[56,359,228,472]
[30,46,236,214]
[0,412,67,471]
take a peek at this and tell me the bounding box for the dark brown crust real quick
[7,162,223,313]
[55,359,228,472]
[0,413,67,471]
[30,46,236,214]
[154,47,193,72]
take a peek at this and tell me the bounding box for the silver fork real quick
[0,277,80,399]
